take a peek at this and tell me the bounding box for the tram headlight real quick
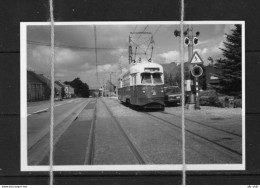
[161,87,164,93]
[142,86,146,93]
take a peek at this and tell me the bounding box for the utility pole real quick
[110,73,112,97]
[129,36,132,64]
[104,82,107,97]
[187,26,195,107]
[94,25,98,86]
[104,72,120,97]
[174,25,200,109]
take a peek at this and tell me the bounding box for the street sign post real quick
[190,51,204,110]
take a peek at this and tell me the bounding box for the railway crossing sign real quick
[190,51,203,64]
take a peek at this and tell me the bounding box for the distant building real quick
[105,81,116,96]
[205,65,221,89]
[27,71,50,101]
[65,84,75,98]
[55,81,75,98]
[27,71,64,102]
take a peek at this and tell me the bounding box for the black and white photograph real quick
[20,21,245,171]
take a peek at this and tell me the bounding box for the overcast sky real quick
[26,23,235,89]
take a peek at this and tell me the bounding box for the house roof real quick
[27,70,62,91]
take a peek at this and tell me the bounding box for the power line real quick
[133,25,138,32]
[137,25,149,40]
[153,25,161,36]
[27,40,128,51]
[94,25,98,86]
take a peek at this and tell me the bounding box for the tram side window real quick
[152,73,163,84]
[141,73,152,84]
[123,78,130,87]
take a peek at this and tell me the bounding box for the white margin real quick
[20,21,245,171]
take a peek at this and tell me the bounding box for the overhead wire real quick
[94,25,98,88]
[27,40,128,51]
[153,25,161,36]
[133,25,138,32]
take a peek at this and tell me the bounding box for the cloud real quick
[110,48,128,55]
[27,45,51,76]
[194,48,208,56]
[214,25,225,35]
[194,44,222,65]
[224,24,236,34]
[26,24,235,88]
[159,51,180,63]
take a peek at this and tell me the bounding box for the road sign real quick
[191,65,203,78]
[190,51,203,64]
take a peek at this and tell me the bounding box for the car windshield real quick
[166,87,181,94]
[152,73,163,84]
[141,73,152,84]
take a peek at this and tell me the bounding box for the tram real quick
[118,62,165,110]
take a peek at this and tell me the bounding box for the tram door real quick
[132,74,137,104]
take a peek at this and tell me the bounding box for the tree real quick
[208,57,214,65]
[197,64,207,90]
[65,77,90,98]
[173,63,191,87]
[164,72,175,86]
[211,24,242,96]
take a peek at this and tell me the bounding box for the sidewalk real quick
[27,100,51,107]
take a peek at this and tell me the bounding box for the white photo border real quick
[20,21,245,171]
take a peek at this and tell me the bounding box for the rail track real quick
[161,111,242,137]
[101,99,146,164]
[84,99,97,165]
[143,111,242,156]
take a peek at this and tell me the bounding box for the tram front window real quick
[152,73,163,84]
[141,73,152,84]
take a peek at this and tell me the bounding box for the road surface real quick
[26,97,242,166]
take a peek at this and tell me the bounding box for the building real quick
[27,70,64,102]
[205,65,221,89]
[27,71,50,101]
[105,81,116,97]
[64,84,75,98]
[55,81,75,98]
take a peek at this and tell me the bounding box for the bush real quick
[234,99,242,108]
[200,95,222,107]
[200,90,218,97]
[200,90,221,107]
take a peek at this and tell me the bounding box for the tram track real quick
[143,112,242,156]
[161,111,242,137]
[101,98,146,164]
[84,99,97,165]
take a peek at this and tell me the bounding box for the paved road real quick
[27,97,242,166]
[27,98,91,165]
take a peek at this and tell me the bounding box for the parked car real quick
[164,86,182,106]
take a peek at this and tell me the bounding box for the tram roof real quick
[118,62,163,79]
[130,62,163,73]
